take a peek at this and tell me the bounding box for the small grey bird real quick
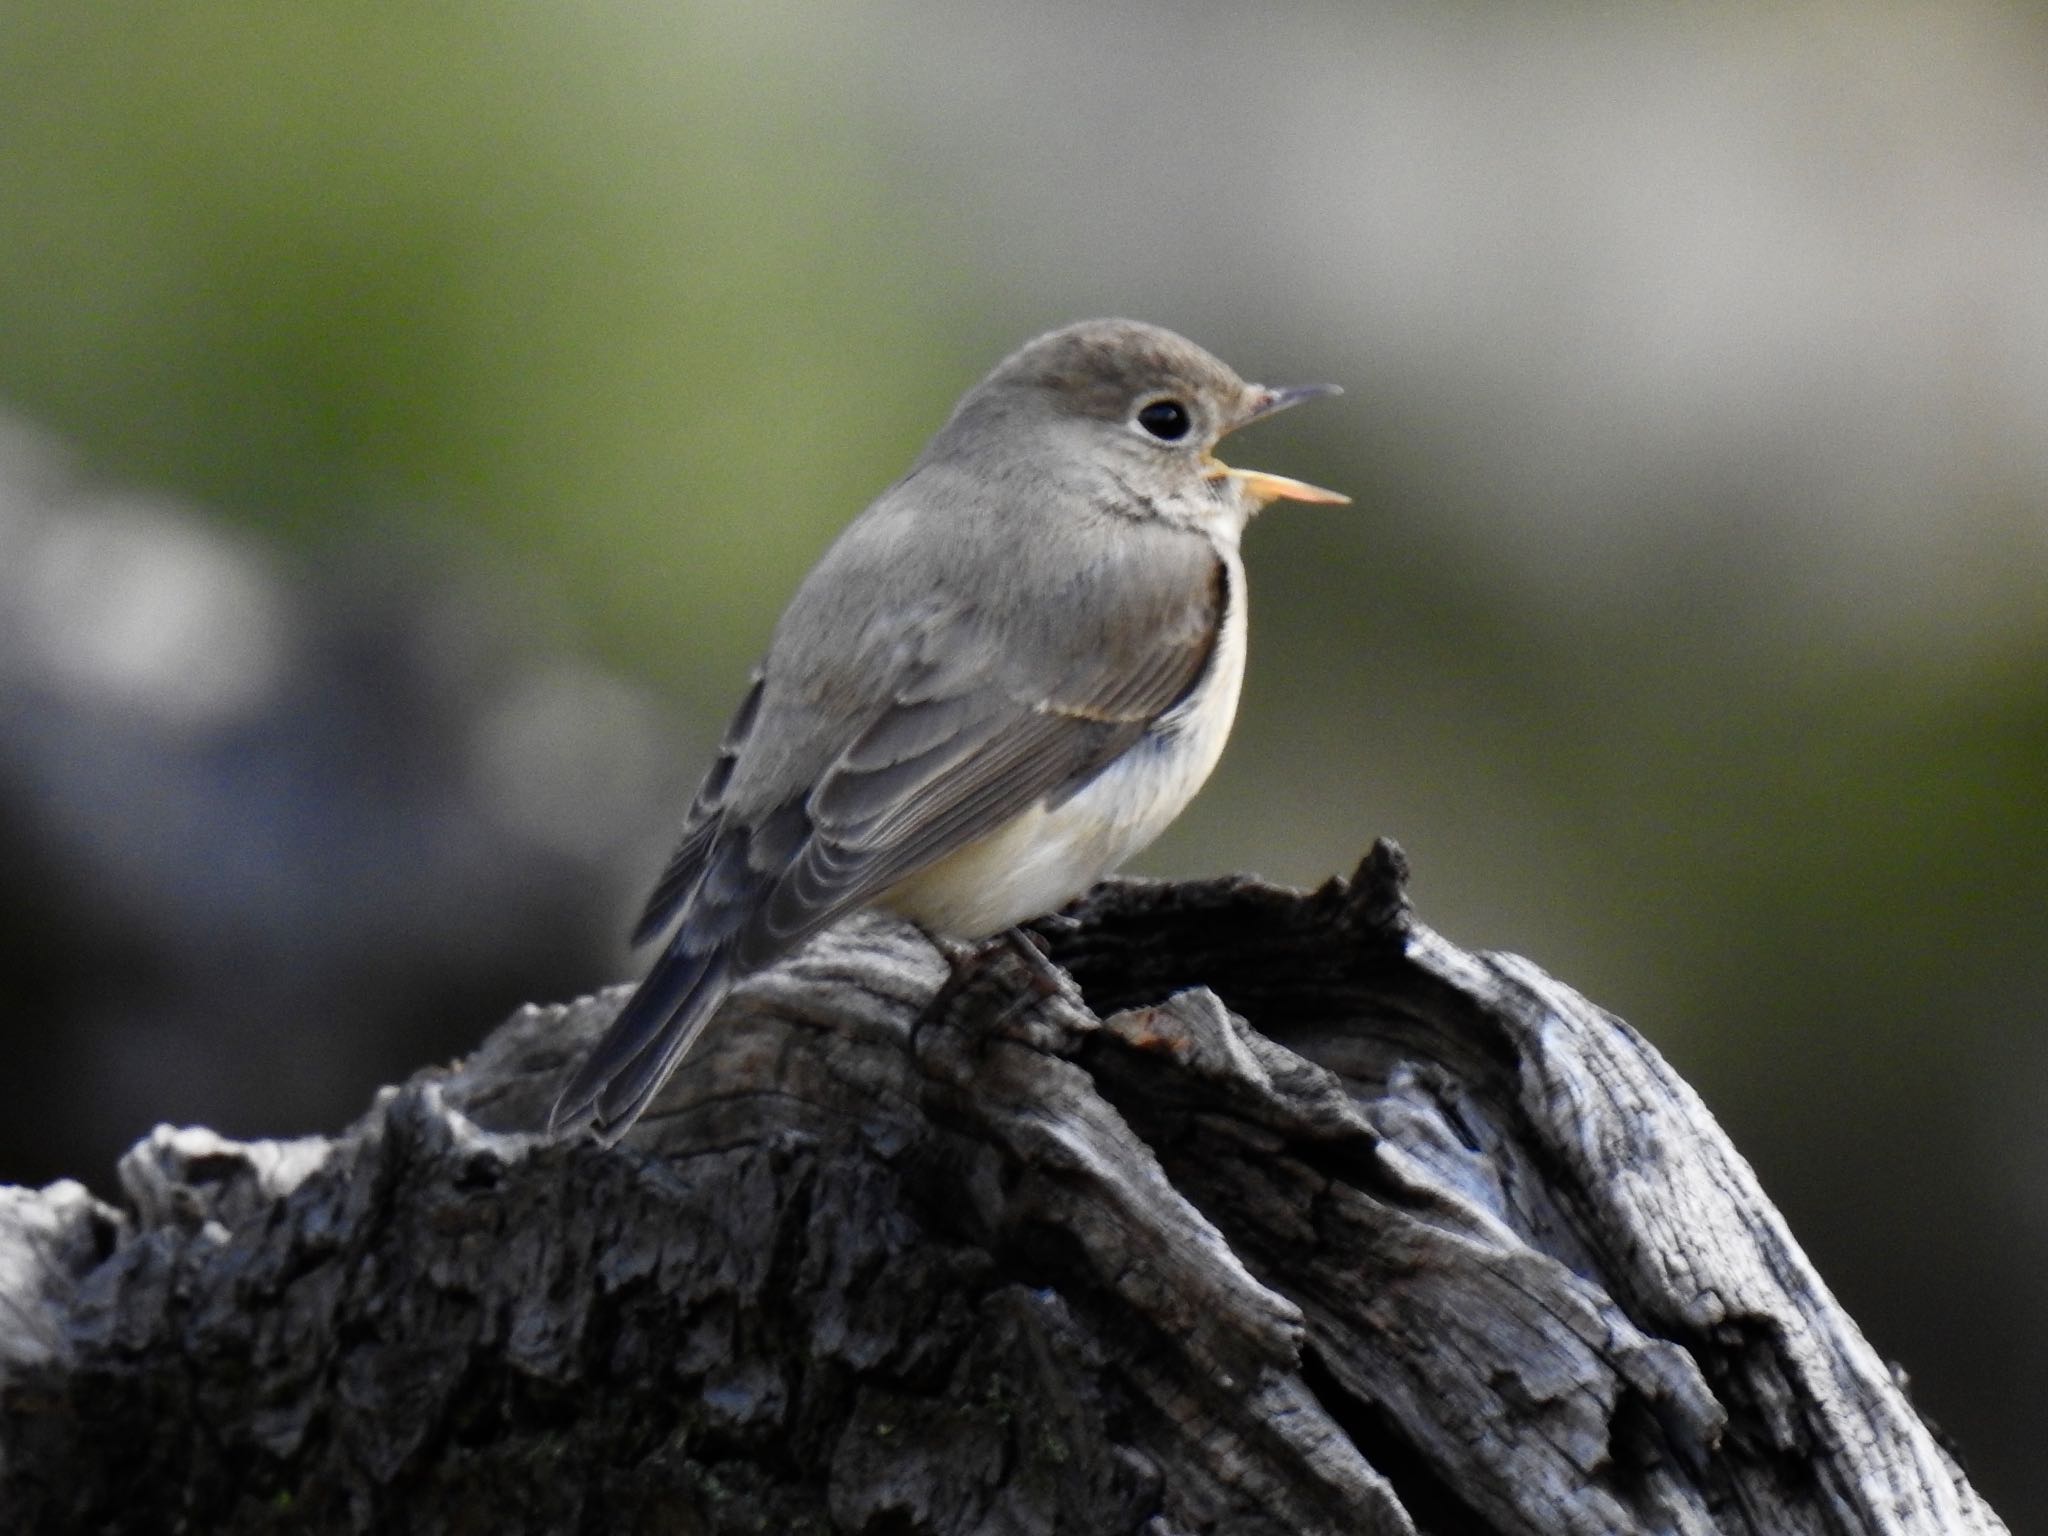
[552,319,1344,1141]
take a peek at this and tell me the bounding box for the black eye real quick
[1136,399,1191,441]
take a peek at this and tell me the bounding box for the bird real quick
[551,318,1345,1142]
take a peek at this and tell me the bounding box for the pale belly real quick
[878,562,1247,939]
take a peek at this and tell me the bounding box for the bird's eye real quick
[1135,399,1192,441]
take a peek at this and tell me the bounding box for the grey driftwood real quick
[0,842,2006,1534]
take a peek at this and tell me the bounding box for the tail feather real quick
[558,816,808,1144]
[549,937,734,1143]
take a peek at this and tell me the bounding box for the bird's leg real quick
[996,925,1071,1000]
[921,924,1073,1026]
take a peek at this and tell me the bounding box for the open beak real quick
[1206,382,1349,507]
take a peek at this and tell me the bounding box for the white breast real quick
[880,543,1248,939]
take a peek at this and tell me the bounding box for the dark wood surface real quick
[0,843,2004,1534]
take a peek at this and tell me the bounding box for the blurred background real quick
[1,0,2042,1520]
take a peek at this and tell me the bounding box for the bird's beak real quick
[1239,382,1344,426]
[1206,383,1349,507]
[1217,465,1351,508]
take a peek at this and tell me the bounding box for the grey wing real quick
[631,670,766,946]
[734,569,1226,966]
[555,530,1223,1139]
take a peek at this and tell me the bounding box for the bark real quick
[0,842,2005,1535]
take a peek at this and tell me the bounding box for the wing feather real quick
[630,671,767,944]
[565,512,1226,1140]
[730,554,1225,964]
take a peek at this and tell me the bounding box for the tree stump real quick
[0,843,2006,1534]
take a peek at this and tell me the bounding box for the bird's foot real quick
[997,925,1072,999]
[923,925,1076,1030]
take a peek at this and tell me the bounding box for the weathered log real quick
[0,843,2005,1534]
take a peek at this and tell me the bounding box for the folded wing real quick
[554,518,1224,1140]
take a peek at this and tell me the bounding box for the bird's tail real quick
[548,934,736,1144]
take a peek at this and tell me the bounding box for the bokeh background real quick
[1,1,2042,1521]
